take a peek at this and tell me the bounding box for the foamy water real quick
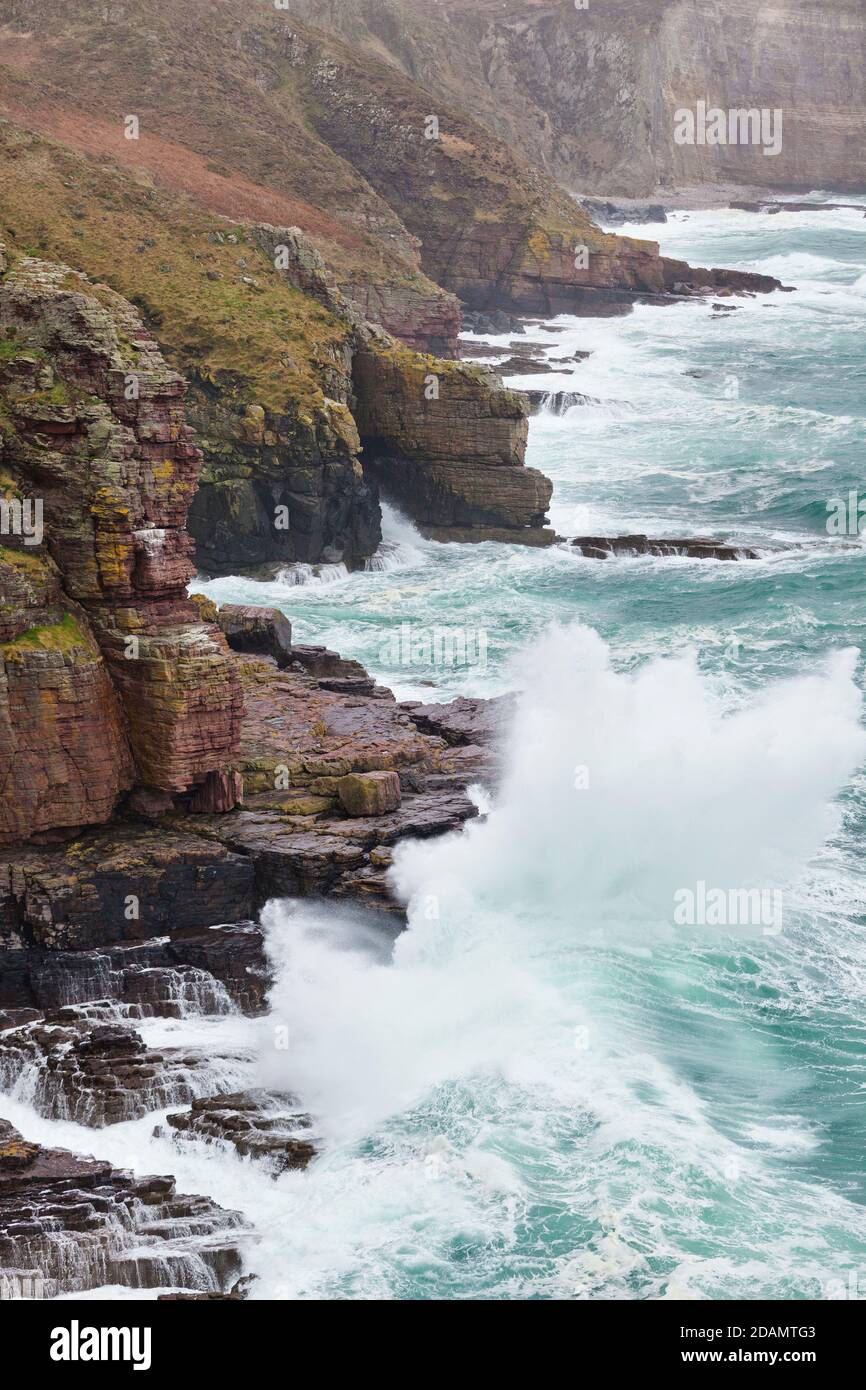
[5,200,866,1300]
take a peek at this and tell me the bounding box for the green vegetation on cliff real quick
[0,122,350,416]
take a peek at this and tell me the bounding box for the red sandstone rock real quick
[0,248,243,831]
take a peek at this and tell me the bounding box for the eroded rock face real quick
[158,1091,317,1174]
[0,925,269,1019]
[0,1119,246,1297]
[0,1019,248,1126]
[353,341,551,537]
[237,227,552,542]
[0,548,133,842]
[0,249,243,832]
[283,0,866,199]
[217,605,294,668]
[272,20,781,319]
[344,278,461,358]
[0,827,255,951]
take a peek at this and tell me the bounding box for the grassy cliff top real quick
[0,120,351,415]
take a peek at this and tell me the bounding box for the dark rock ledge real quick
[0,1118,246,1298]
[570,535,760,561]
[156,1092,317,1175]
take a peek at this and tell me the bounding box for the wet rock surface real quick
[158,1092,317,1174]
[570,535,761,562]
[0,1018,249,1126]
[0,1119,246,1297]
[0,924,269,1018]
[523,390,599,415]
[0,827,256,952]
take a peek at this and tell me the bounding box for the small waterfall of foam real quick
[275,561,350,587]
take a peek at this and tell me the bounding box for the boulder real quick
[217,604,293,666]
[338,771,402,817]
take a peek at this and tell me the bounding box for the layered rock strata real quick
[353,340,551,539]
[0,1019,249,1126]
[570,536,760,561]
[0,1118,246,1297]
[0,247,243,842]
[158,1092,317,1175]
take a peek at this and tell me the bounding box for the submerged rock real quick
[570,535,760,561]
[523,390,599,415]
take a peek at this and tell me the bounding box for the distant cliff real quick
[281,0,866,197]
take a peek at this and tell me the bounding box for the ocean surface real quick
[6,199,866,1300]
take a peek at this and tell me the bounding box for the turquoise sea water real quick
[190,202,866,1301]
[4,202,865,1302]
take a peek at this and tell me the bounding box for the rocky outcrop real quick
[0,1018,245,1126]
[217,605,294,669]
[0,548,133,842]
[1,635,507,947]
[158,1092,316,1174]
[0,247,243,837]
[0,1118,245,1297]
[353,340,551,538]
[400,694,513,751]
[0,828,255,951]
[570,535,760,561]
[241,226,552,541]
[342,278,461,358]
[0,924,269,1020]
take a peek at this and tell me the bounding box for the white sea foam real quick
[251,625,866,1298]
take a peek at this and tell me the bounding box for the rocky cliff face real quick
[284,0,866,198]
[0,549,133,841]
[240,225,552,541]
[265,15,782,317]
[0,246,242,841]
[354,338,551,539]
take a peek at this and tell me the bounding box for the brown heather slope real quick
[0,120,384,571]
[0,121,549,568]
[0,0,461,355]
[0,0,777,326]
